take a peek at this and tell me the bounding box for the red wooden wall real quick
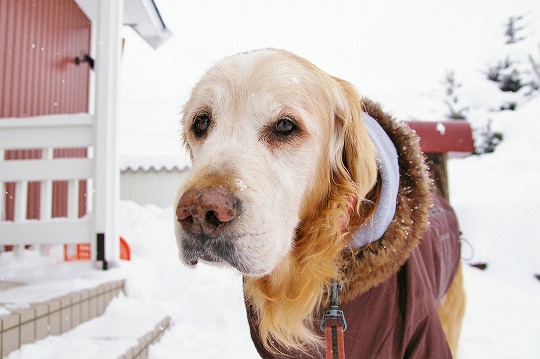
[0,0,91,221]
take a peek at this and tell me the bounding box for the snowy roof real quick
[124,0,172,49]
[120,151,191,172]
[75,0,172,49]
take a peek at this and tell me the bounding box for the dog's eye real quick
[193,113,211,137]
[275,117,296,137]
[260,115,302,147]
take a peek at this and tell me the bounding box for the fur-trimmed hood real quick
[339,98,433,303]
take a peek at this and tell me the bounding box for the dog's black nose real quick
[176,187,238,240]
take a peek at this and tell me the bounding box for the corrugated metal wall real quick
[0,0,91,117]
[121,169,189,208]
[0,0,91,220]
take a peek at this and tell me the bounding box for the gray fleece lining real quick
[352,112,400,248]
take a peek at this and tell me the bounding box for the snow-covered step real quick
[3,294,171,359]
[0,279,125,357]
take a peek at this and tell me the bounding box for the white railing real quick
[0,113,94,253]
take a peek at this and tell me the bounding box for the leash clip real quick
[320,280,347,332]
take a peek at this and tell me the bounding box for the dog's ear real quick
[331,77,378,211]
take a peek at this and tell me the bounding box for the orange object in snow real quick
[120,236,131,261]
[64,243,91,261]
[64,237,131,261]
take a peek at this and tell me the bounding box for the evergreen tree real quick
[485,14,539,110]
[441,70,468,119]
[504,15,526,44]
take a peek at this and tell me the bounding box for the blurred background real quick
[118,0,539,153]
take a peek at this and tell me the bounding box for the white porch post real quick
[93,0,123,269]
[40,148,53,255]
[0,149,4,222]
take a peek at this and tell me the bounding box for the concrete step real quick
[3,294,171,359]
[119,314,172,359]
[0,279,125,357]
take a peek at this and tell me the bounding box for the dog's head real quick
[175,49,377,276]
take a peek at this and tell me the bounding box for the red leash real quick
[324,325,346,359]
[321,281,347,359]
[323,200,352,358]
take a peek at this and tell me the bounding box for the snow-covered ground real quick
[448,99,540,359]
[4,293,169,359]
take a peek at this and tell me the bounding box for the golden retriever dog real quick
[175,49,465,358]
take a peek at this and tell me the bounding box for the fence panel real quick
[0,114,94,247]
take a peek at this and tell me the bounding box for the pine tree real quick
[485,14,539,110]
[504,15,526,44]
[441,70,468,119]
[529,44,540,83]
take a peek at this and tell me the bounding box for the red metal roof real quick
[405,120,474,156]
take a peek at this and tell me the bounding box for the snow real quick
[235,178,249,192]
[436,122,446,135]
[2,0,540,357]
[460,266,540,359]
[6,295,169,359]
[0,250,124,308]
[448,98,540,358]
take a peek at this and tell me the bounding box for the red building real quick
[0,0,171,267]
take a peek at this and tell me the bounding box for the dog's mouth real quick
[181,240,227,265]
[186,251,222,266]
[178,232,270,275]
[180,234,242,271]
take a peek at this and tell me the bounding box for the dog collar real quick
[351,112,400,248]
